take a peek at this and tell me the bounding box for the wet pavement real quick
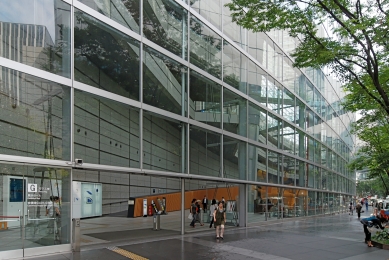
[25,210,389,260]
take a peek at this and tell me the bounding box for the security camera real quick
[75,159,83,165]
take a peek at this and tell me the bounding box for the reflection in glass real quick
[222,0,246,48]
[143,112,184,172]
[0,0,71,77]
[143,46,186,115]
[267,186,283,219]
[74,10,140,100]
[248,185,268,223]
[282,123,295,154]
[283,155,295,186]
[0,66,70,160]
[190,0,222,29]
[189,70,221,128]
[143,0,187,58]
[78,0,140,33]
[189,126,220,178]
[189,17,222,78]
[267,113,281,149]
[268,151,281,184]
[308,191,315,216]
[268,80,282,115]
[0,164,70,252]
[74,89,140,167]
[223,88,247,137]
[223,43,247,94]
[248,145,266,182]
[248,103,266,144]
[248,61,267,106]
[223,136,246,180]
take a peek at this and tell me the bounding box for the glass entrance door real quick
[0,174,25,259]
[0,164,71,259]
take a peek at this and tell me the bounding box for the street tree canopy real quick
[226,0,389,117]
[226,0,389,187]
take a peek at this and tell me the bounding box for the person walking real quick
[202,195,208,213]
[214,201,226,239]
[356,203,362,219]
[365,199,369,212]
[348,201,353,215]
[190,199,197,227]
[195,201,204,226]
[360,211,388,247]
[209,199,217,228]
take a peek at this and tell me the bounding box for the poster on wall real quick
[72,181,102,218]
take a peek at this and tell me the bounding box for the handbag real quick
[188,213,193,220]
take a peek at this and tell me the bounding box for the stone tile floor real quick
[21,210,389,260]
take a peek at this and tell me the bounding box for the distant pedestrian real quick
[209,199,217,228]
[195,201,204,226]
[356,203,362,219]
[203,195,208,213]
[365,200,369,212]
[214,201,226,240]
[349,201,353,215]
[190,199,197,227]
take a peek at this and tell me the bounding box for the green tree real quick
[226,0,389,189]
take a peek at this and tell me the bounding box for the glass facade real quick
[0,0,355,257]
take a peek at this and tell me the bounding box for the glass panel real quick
[78,0,140,33]
[296,160,305,187]
[248,61,267,106]
[308,191,315,216]
[189,17,222,79]
[223,43,247,94]
[223,136,246,180]
[222,0,246,48]
[282,123,295,154]
[316,192,323,214]
[268,79,282,115]
[267,113,281,149]
[0,0,71,78]
[267,187,282,219]
[25,167,70,249]
[248,102,266,144]
[283,155,295,186]
[248,185,268,223]
[282,88,295,122]
[74,89,140,167]
[248,145,266,182]
[307,164,314,188]
[189,126,220,178]
[74,10,140,100]
[143,0,187,59]
[0,66,70,160]
[268,151,281,184]
[190,0,222,30]
[223,88,247,137]
[143,112,185,172]
[0,165,24,257]
[143,46,186,115]
[189,70,221,128]
[283,189,300,218]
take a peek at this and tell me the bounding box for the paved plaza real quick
[25,210,388,260]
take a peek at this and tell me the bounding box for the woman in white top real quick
[209,199,217,228]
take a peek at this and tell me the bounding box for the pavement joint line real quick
[107,246,149,260]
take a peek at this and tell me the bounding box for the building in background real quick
[0,0,355,258]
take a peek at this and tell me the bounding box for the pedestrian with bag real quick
[360,210,388,247]
[209,199,217,228]
[213,201,226,240]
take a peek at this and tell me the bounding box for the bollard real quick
[72,218,81,252]
[153,214,160,230]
